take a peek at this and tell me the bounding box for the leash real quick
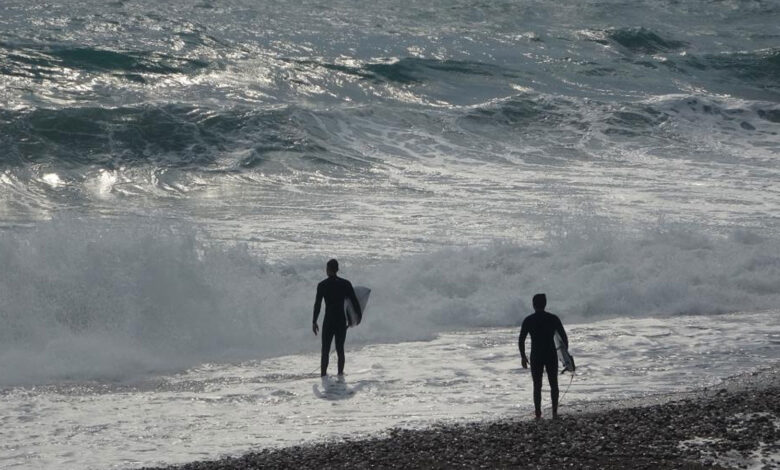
[310,350,335,376]
[558,371,575,407]
[540,369,576,413]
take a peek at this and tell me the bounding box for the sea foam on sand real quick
[1,311,777,469]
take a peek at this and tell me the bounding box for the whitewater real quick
[0,0,778,468]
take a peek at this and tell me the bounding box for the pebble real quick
[142,379,779,470]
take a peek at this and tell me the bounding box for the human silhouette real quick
[519,293,568,419]
[312,259,361,378]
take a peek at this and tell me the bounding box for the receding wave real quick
[0,217,778,386]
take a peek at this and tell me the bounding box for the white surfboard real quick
[345,285,370,327]
[554,330,575,374]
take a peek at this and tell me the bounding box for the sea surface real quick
[0,1,779,468]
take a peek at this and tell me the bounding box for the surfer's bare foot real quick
[534,411,542,421]
[552,412,559,420]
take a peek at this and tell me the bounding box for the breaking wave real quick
[0,217,778,386]
[2,93,777,171]
[1,0,779,388]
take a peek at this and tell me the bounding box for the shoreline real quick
[143,365,780,470]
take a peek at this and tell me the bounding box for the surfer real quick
[519,293,569,420]
[312,259,362,378]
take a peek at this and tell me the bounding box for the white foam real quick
[0,311,776,469]
[680,412,780,470]
[1,217,780,386]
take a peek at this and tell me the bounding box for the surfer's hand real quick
[312,322,319,336]
[521,357,528,369]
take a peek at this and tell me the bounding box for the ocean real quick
[0,0,778,468]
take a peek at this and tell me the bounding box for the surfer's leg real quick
[321,325,335,377]
[546,355,560,417]
[530,359,544,417]
[335,326,346,375]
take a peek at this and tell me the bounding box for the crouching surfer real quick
[519,293,569,420]
[312,259,362,380]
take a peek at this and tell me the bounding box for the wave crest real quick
[0,43,209,80]
[685,48,780,90]
[607,28,687,54]
[0,105,322,169]
[581,28,687,54]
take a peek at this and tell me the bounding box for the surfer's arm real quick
[518,320,528,361]
[313,284,323,324]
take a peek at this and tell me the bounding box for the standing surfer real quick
[312,259,362,379]
[519,293,569,420]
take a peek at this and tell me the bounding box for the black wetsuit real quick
[313,276,361,377]
[519,311,568,415]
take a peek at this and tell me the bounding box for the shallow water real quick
[1,310,777,469]
[2,1,779,387]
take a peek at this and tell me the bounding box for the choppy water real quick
[0,1,779,467]
[1,0,778,240]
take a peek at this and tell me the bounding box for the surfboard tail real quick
[560,356,576,374]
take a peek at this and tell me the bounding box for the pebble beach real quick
[145,366,779,470]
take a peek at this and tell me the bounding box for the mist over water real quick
[0,0,779,385]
